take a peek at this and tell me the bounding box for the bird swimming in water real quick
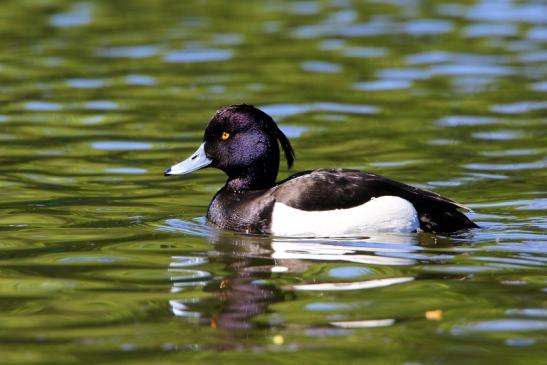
[165,104,477,237]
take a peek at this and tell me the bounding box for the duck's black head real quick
[165,104,295,191]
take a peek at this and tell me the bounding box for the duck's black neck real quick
[225,160,278,191]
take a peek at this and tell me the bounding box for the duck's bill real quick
[164,143,212,176]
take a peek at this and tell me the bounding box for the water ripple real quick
[528,26,547,41]
[50,2,92,28]
[463,23,517,38]
[293,277,414,291]
[491,101,547,114]
[406,51,452,65]
[164,49,233,63]
[465,160,547,171]
[377,68,431,80]
[437,115,500,127]
[519,50,547,63]
[453,320,547,335]
[404,19,453,35]
[472,131,523,141]
[96,45,160,59]
[530,81,547,92]
[67,78,108,89]
[260,102,379,119]
[429,64,514,77]
[105,167,148,174]
[85,100,118,110]
[125,74,157,86]
[353,80,412,91]
[506,308,547,318]
[330,318,395,328]
[466,2,547,24]
[24,101,63,111]
[91,141,152,151]
[342,47,387,58]
[301,60,342,73]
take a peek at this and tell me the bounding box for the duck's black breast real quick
[207,188,276,234]
[207,168,477,234]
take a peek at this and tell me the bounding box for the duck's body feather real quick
[270,196,419,237]
[207,168,477,234]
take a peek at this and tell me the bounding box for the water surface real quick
[0,0,546,364]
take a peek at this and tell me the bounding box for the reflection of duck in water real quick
[167,230,285,332]
[204,233,284,331]
[165,104,477,236]
[165,221,445,332]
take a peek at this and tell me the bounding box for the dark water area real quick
[0,0,546,364]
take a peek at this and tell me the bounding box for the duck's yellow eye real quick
[221,131,230,141]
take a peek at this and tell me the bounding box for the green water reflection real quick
[0,0,546,364]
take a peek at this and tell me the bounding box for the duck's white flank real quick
[270,195,419,237]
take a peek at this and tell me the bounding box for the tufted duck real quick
[165,104,477,236]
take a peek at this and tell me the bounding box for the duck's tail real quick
[416,206,478,233]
